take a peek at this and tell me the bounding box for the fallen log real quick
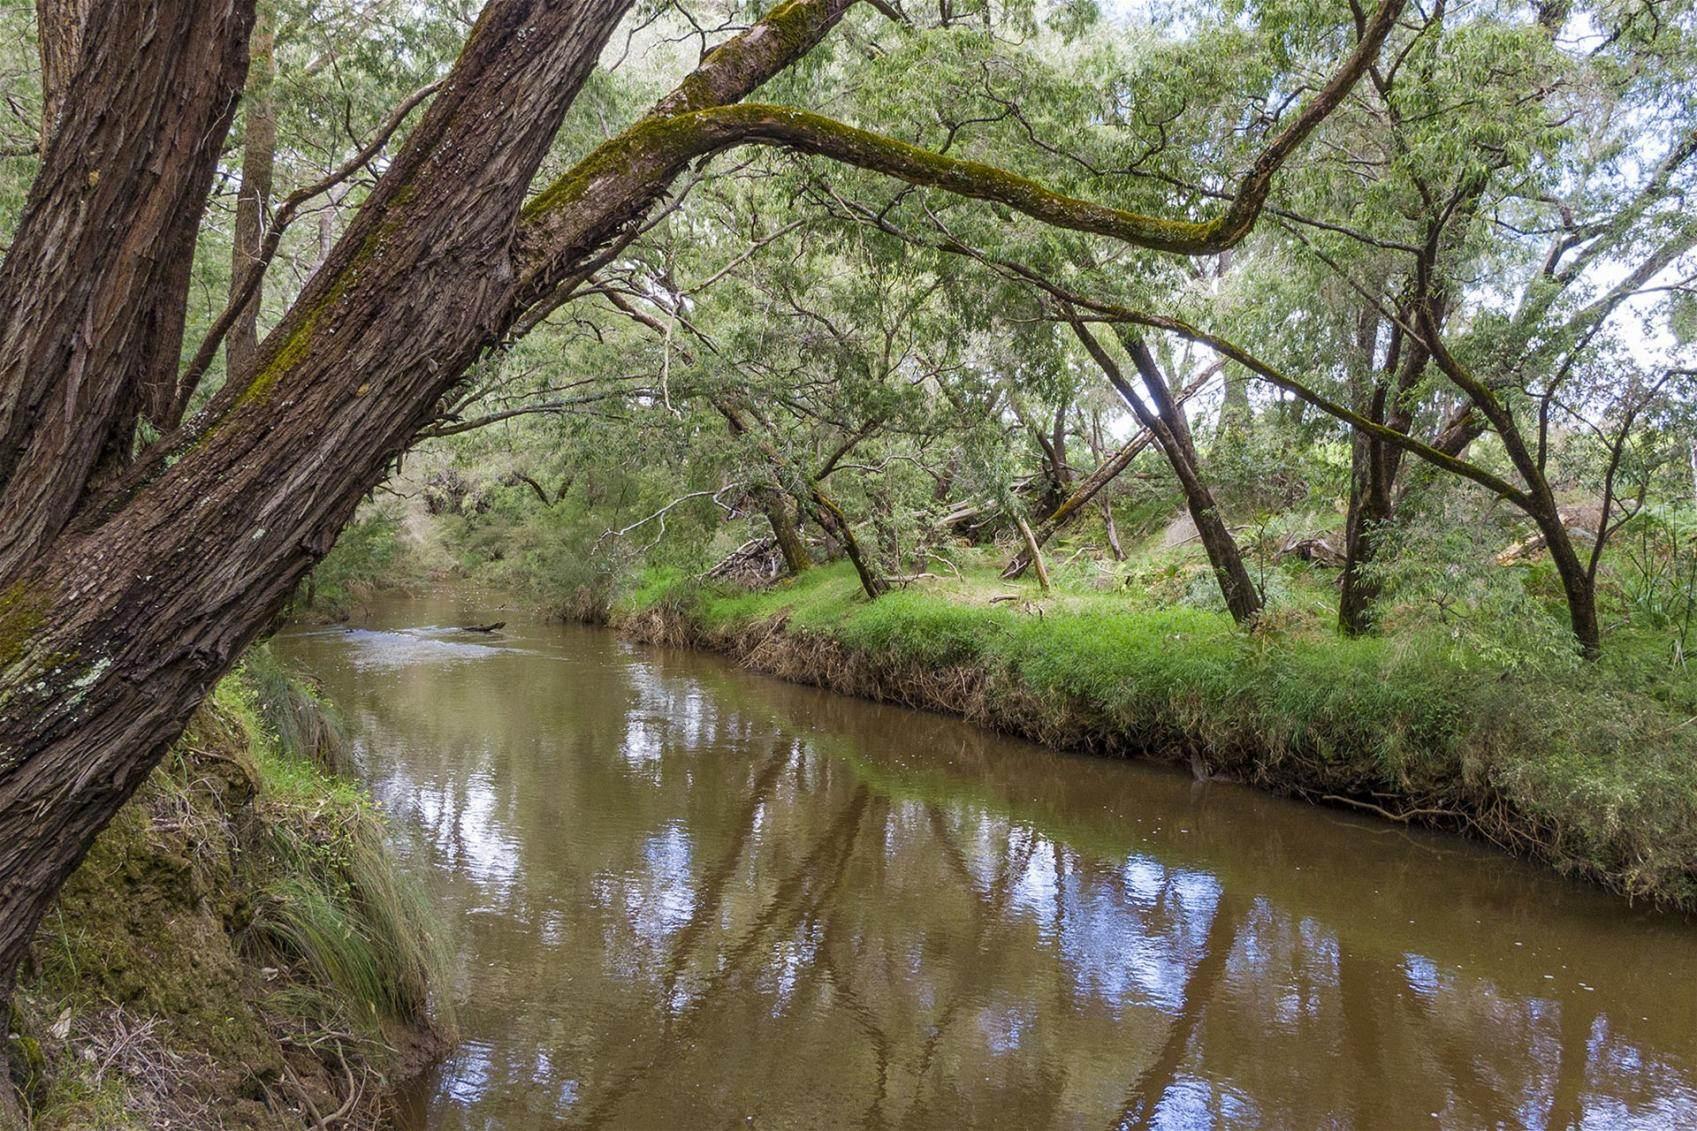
[1276,534,1345,568]
[1002,365,1219,579]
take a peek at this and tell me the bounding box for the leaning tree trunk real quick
[1002,366,1214,579]
[808,485,885,600]
[716,402,815,576]
[1417,297,1602,658]
[0,0,639,997]
[1123,332,1262,624]
[1534,503,1603,660]
[1101,500,1125,560]
[1071,322,1262,623]
[755,485,813,575]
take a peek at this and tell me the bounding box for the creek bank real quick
[614,563,1697,911]
[7,650,451,1129]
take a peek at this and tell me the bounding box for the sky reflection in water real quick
[281,594,1697,1130]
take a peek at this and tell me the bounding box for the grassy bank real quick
[618,560,1697,910]
[8,648,451,1128]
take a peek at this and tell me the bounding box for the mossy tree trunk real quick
[755,486,814,575]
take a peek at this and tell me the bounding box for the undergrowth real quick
[11,648,451,1129]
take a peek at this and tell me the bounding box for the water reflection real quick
[280,594,1697,1130]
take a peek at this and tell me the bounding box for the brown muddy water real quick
[278,590,1697,1130]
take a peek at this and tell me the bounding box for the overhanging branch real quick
[514,0,1406,303]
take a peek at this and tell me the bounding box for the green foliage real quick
[241,643,348,771]
[294,505,410,619]
[222,661,451,1033]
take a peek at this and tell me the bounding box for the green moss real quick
[15,659,449,1126]
[524,93,1221,258]
[0,578,47,670]
[233,266,353,411]
[524,113,713,222]
[226,181,420,416]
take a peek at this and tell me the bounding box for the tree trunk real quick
[1071,323,1261,623]
[1100,499,1126,561]
[34,0,93,149]
[809,485,884,600]
[716,402,819,578]
[1001,366,1214,579]
[227,0,278,384]
[755,485,812,574]
[0,0,635,999]
[0,0,255,576]
[1003,425,1156,578]
[1015,513,1051,594]
[1338,446,1390,635]
[1538,510,1603,660]
[1008,389,1069,514]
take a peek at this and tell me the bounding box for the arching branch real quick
[513,0,1406,306]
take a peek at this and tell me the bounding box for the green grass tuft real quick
[619,559,1697,909]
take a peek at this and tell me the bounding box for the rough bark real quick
[0,0,254,578]
[33,0,93,149]
[0,0,631,997]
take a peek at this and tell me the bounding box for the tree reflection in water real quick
[282,596,1697,1130]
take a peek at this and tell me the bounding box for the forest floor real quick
[6,654,450,1129]
[617,558,1697,912]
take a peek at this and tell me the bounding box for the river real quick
[277,590,1697,1129]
